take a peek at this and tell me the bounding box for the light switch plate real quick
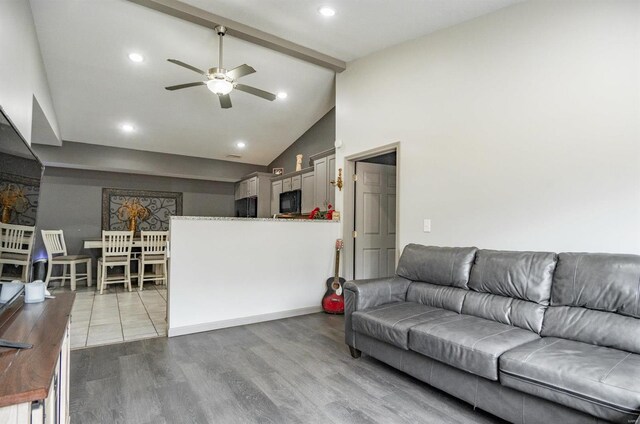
[423,219,431,232]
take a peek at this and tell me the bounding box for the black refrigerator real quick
[235,197,258,218]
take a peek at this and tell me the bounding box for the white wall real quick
[0,0,60,144]
[336,0,640,254]
[168,217,339,336]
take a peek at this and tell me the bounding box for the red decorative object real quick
[309,207,320,219]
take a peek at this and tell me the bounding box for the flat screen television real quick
[0,105,45,283]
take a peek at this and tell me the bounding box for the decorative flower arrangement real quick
[117,198,151,233]
[309,204,334,220]
[0,184,27,224]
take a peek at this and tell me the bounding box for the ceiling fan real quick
[165,25,276,109]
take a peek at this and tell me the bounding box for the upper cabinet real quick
[301,171,315,214]
[271,180,283,216]
[247,177,258,198]
[313,153,336,209]
[235,172,273,217]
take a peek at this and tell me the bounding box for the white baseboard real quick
[168,306,323,337]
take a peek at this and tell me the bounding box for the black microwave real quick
[279,190,301,214]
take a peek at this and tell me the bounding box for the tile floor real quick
[50,283,167,349]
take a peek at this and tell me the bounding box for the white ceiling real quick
[30,0,521,165]
[181,0,523,62]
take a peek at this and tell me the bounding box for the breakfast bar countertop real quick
[171,216,339,223]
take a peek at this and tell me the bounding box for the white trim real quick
[343,142,401,281]
[167,306,322,337]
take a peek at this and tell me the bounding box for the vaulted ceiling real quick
[29,0,521,165]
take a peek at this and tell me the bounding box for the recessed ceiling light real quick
[236,141,246,148]
[120,123,135,133]
[128,53,144,63]
[318,7,336,17]
[277,92,288,99]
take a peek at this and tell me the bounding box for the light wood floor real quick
[70,313,505,424]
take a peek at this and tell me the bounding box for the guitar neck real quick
[334,248,340,281]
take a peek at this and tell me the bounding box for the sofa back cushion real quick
[406,282,467,313]
[462,250,558,333]
[396,244,477,289]
[542,252,640,353]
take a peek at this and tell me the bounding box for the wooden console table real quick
[0,293,75,423]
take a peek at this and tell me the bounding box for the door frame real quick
[342,142,400,281]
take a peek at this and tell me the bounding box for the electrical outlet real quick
[423,219,431,232]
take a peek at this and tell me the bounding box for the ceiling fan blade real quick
[218,94,232,109]
[235,84,276,101]
[165,82,206,91]
[167,59,207,76]
[226,64,256,80]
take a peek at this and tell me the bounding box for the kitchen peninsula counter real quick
[173,216,338,223]
[168,216,340,337]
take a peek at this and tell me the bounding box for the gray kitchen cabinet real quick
[328,155,336,207]
[313,153,335,209]
[271,180,283,216]
[291,175,301,191]
[282,177,292,192]
[235,180,248,200]
[247,176,258,197]
[301,171,315,214]
[235,172,273,217]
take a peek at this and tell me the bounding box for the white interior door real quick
[354,162,397,279]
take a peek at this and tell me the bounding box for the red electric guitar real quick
[322,239,345,314]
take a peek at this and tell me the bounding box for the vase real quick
[128,217,137,233]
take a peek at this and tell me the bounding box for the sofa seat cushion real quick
[500,337,640,424]
[351,302,457,350]
[409,314,539,381]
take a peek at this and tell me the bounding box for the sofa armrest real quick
[344,276,412,311]
[344,276,412,348]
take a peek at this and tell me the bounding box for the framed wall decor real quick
[272,168,284,175]
[0,173,40,226]
[102,188,183,233]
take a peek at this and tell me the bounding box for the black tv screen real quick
[0,107,44,227]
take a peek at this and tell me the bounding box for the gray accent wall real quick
[268,108,335,173]
[34,141,267,183]
[35,166,236,267]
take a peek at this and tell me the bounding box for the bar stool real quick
[41,229,92,290]
[98,230,133,294]
[138,231,168,290]
[0,223,35,282]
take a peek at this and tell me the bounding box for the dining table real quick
[83,237,144,250]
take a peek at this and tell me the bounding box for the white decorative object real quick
[295,154,303,171]
[24,281,45,303]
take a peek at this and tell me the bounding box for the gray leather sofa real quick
[344,244,640,424]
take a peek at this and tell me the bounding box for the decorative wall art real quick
[0,173,40,225]
[102,188,182,233]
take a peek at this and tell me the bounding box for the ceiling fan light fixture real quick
[207,78,234,95]
[318,7,336,17]
[128,52,144,63]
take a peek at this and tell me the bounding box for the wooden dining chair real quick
[41,230,92,290]
[0,223,35,282]
[138,231,168,290]
[97,230,133,294]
